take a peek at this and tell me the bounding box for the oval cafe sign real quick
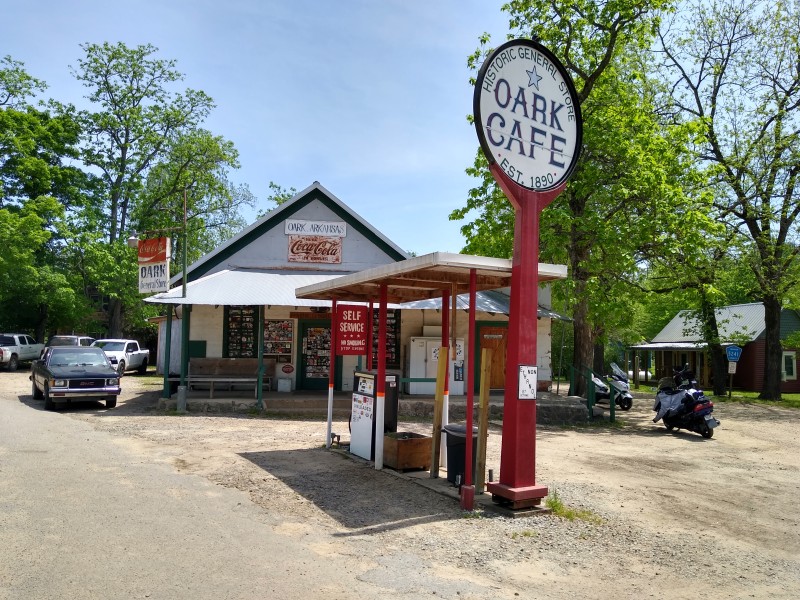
[474,38,581,192]
[473,39,582,510]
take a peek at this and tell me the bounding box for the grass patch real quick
[511,529,537,539]
[710,391,800,410]
[545,490,602,524]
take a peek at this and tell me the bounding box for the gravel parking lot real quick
[5,370,800,599]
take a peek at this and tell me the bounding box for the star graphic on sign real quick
[527,66,542,90]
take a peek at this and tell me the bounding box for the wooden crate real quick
[383,432,432,471]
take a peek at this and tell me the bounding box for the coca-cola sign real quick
[137,237,170,264]
[288,235,342,264]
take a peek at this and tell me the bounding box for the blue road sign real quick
[726,345,742,362]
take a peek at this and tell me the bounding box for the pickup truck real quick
[91,339,150,375]
[30,346,121,410]
[0,333,45,371]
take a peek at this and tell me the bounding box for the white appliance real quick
[407,337,465,395]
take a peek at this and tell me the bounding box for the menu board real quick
[371,308,400,369]
[227,306,256,357]
[264,319,293,363]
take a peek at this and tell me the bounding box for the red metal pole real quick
[367,303,374,371]
[375,285,388,469]
[441,289,450,397]
[487,163,564,506]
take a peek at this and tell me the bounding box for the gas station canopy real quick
[295,252,567,303]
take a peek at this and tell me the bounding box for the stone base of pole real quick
[176,385,187,413]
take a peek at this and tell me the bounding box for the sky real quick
[1,0,511,255]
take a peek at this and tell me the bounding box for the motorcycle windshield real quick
[610,363,627,380]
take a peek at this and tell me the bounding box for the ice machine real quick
[350,370,399,461]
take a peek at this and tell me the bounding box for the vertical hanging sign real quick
[137,237,171,293]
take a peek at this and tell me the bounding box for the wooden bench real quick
[187,358,275,398]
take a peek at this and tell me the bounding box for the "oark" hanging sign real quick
[474,38,582,192]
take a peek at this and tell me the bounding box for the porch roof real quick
[295,251,567,304]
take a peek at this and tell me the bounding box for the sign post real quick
[474,38,582,508]
[726,345,742,398]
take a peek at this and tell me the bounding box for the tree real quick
[658,0,800,399]
[63,42,249,336]
[454,0,688,393]
[0,57,99,339]
[0,55,46,108]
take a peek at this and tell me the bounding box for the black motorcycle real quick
[652,365,719,438]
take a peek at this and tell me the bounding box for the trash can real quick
[442,424,478,486]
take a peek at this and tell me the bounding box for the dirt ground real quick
[6,370,800,599]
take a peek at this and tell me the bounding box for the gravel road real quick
[4,370,799,599]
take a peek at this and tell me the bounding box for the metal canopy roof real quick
[295,252,567,304]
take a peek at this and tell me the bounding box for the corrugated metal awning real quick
[296,251,567,304]
[400,288,571,321]
[143,269,344,306]
[630,342,707,350]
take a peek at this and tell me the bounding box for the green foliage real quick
[256,181,298,219]
[545,489,602,523]
[455,0,697,383]
[0,48,252,337]
[0,55,46,107]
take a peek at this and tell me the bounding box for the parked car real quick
[0,333,45,371]
[30,346,121,410]
[91,339,150,375]
[46,334,96,348]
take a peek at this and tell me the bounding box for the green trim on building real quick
[181,187,406,285]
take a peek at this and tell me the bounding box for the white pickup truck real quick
[91,339,150,375]
[0,333,46,371]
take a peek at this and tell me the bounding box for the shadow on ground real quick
[240,448,460,535]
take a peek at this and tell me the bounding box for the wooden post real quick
[429,346,449,479]
[475,348,492,494]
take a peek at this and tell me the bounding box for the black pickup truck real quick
[30,346,121,410]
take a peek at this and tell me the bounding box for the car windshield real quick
[0,336,15,346]
[49,349,108,367]
[93,341,126,351]
[48,336,78,346]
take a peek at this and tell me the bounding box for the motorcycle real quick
[592,362,634,411]
[652,365,720,438]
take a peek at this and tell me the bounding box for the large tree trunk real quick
[698,295,728,396]
[593,338,605,375]
[108,296,124,338]
[760,295,783,401]
[571,280,593,397]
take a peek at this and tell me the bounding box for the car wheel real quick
[43,383,55,411]
[136,358,148,375]
[7,354,18,371]
[106,397,117,409]
[117,360,126,375]
[31,378,43,400]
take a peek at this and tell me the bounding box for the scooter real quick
[592,363,634,411]
[652,365,720,438]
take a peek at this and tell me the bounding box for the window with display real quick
[371,308,400,369]
[264,319,293,363]
[226,306,257,358]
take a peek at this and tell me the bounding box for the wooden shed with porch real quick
[631,302,800,393]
